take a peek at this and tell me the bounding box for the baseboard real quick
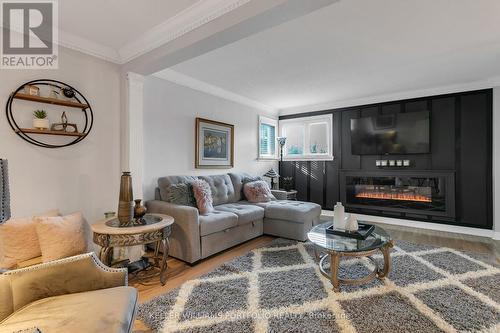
[321,210,497,239]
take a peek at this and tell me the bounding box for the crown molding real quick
[280,76,500,115]
[59,30,121,64]
[54,0,252,64]
[0,21,122,63]
[118,0,252,63]
[154,69,278,114]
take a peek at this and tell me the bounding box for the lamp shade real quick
[263,168,280,178]
[277,137,287,147]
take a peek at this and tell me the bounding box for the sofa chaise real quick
[147,172,321,264]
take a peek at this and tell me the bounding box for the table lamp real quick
[263,168,280,189]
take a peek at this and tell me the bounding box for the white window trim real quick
[258,115,278,160]
[279,114,334,161]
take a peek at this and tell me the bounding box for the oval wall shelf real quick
[5,79,93,148]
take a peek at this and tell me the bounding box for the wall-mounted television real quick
[350,111,430,155]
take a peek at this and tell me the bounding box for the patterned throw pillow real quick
[241,176,262,200]
[164,183,196,207]
[243,180,275,203]
[191,179,214,215]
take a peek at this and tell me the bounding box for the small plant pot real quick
[33,118,49,130]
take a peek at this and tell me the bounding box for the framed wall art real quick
[195,118,234,169]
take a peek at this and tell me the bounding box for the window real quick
[279,114,333,160]
[259,116,278,159]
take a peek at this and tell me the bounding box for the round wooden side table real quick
[91,214,174,285]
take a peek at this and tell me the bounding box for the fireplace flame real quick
[355,191,432,203]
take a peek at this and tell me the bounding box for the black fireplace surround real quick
[279,89,492,229]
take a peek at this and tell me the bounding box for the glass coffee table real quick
[308,221,394,292]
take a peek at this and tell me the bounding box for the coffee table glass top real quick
[308,222,391,253]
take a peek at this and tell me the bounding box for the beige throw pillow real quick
[35,212,87,262]
[0,209,60,265]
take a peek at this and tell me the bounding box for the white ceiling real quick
[167,0,500,111]
[56,0,262,63]
[59,0,198,50]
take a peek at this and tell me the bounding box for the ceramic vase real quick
[118,172,134,226]
[134,199,147,220]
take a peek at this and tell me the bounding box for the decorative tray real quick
[325,223,375,240]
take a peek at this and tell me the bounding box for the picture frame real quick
[195,117,234,169]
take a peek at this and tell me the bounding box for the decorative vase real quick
[117,172,134,226]
[134,199,147,220]
[33,118,49,130]
[333,202,346,230]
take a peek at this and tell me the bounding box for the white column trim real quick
[125,72,145,200]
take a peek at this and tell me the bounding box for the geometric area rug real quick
[138,239,500,333]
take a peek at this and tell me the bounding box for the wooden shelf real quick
[13,93,89,109]
[15,128,85,137]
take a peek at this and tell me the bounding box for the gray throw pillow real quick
[242,176,263,185]
[164,183,196,207]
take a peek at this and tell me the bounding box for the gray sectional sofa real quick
[146,173,321,264]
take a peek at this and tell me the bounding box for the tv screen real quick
[350,111,430,155]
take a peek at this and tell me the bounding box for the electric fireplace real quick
[340,171,455,218]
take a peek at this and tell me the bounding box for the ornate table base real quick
[92,214,173,286]
[98,237,170,286]
[317,240,394,292]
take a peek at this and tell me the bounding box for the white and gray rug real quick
[138,239,500,333]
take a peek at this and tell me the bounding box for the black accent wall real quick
[279,89,493,229]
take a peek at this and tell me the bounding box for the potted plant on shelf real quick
[33,110,49,130]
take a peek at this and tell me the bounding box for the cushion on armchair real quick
[0,209,60,265]
[34,212,87,262]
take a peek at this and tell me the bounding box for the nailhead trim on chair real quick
[3,252,129,285]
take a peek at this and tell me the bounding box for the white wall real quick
[0,47,121,224]
[143,76,278,200]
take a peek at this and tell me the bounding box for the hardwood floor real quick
[132,222,499,332]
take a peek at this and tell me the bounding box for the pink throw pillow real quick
[0,209,60,265]
[191,179,214,215]
[35,212,87,263]
[243,180,275,203]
